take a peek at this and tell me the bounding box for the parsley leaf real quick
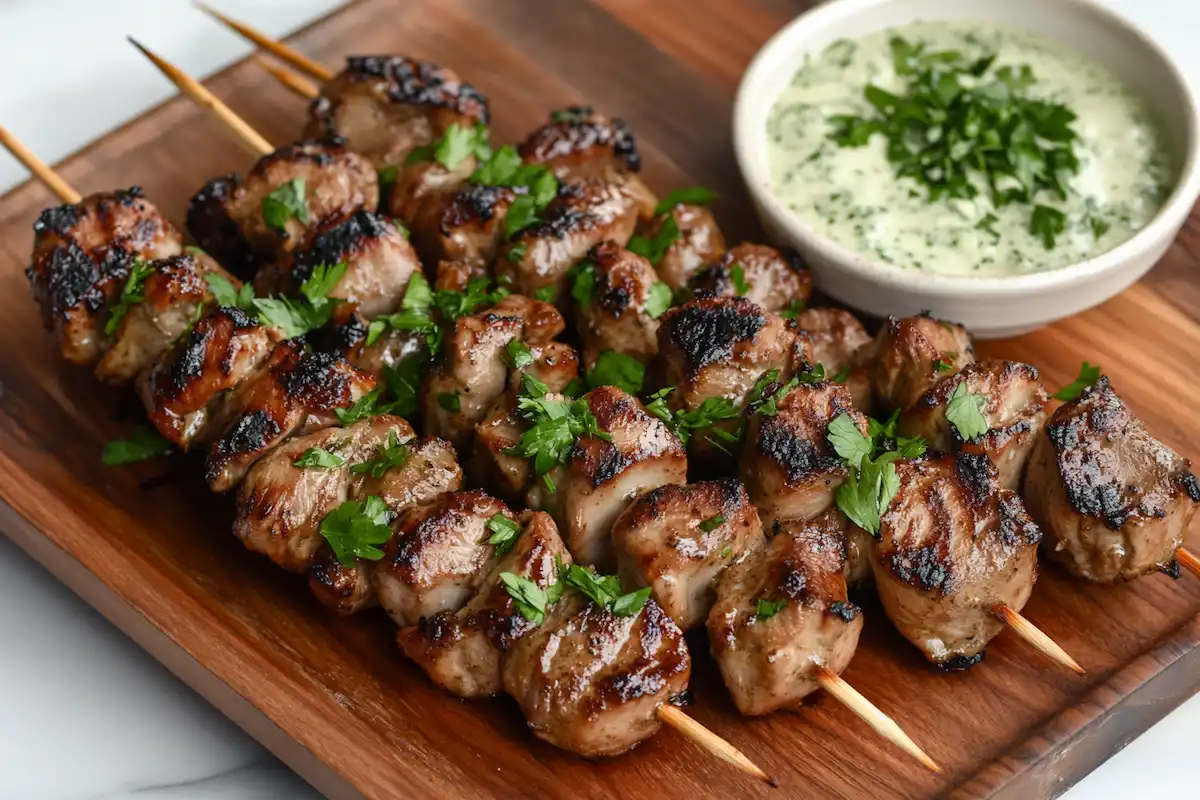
[294,447,345,470]
[507,242,528,264]
[653,186,717,215]
[105,259,155,336]
[729,262,750,296]
[1053,361,1101,402]
[349,429,410,479]
[1087,214,1110,240]
[644,388,740,447]
[101,424,172,466]
[835,451,902,535]
[486,514,521,558]
[945,382,989,440]
[699,515,725,533]
[933,358,954,373]
[827,413,873,467]
[756,598,787,619]
[626,215,679,266]
[252,261,347,338]
[505,375,610,491]
[319,495,393,567]
[569,261,596,308]
[438,391,462,413]
[586,351,645,395]
[1030,204,1067,249]
[335,388,384,426]
[504,339,535,370]
[261,178,309,232]
[500,572,552,625]
[205,272,254,310]
[532,284,558,303]
[380,357,426,418]
[377,164,398,193]
[645,282,673,318]
[504,194,541,240]
[778,298,806,319]
[433,276,509,322]
[560,563,650,617]
[406,122,491,170]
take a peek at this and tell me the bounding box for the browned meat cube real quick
[796,307,874,415]
[688,244,812,315]
[651,203,726,292]
[900,359,1049,490]
[872,453,1041,668]
[862,314,973,413]
[407,184,515,271]
[1024,377,1199,583]
[574,241,665,367]
[27,187,182,366]
[612,479,766,631]
[708,514,862,715]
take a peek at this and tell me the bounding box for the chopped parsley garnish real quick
[377,164,398,192]
[485,513,521,558]
[470,145,560,240]
[561,563,651,617]
[205,272,255,310]
[933,357,954,373]
[438,391,462,413]
[699,514,725,533]
[626,215,679,266]
[827,413,874,467]
[261,178,309,232]
[507,242,528,263]
[105,259,155,336]
[101,424,173,466]
[945,382,989,440]
[406,122,491,170]
[829,36,1084,250]
[1053,361,1101,402]
[828,411,927,535]
[335,389,385,426]
[504,339,535,370]
[504,374,610,491]
[569,261,596,308]
[645,281,673,318]
[586,351,645,396]
[434,276,510,322]
[532,284,559,303]
[778,298,806,319]
[1087,215,1111,240]
[319,495,393,567]
[379,357,426,419]
[756,598,787,619]
[253,261,347,337]
[293,447,345,470]
[349,429,410,479]
[653,186,718,215]
[644,388,740,447]
[831,364,851,383]
[499,572,561,626]
[729,263,751,296]
[719,545,733,559]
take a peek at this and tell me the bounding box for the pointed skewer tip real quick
[1176,547,1200,579]
[992,604,1085,676]
[656,704,775,785]
[192,2,333,82]
[0,124,82,204]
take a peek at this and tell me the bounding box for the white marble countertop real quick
[0,1,1195,797]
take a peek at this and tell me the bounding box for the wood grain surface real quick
[0,1,1197,797]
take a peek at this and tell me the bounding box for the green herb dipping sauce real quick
[766,21,1173,275]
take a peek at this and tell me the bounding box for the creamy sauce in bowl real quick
[765,21,1173,276]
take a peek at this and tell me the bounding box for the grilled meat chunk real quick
[651,203,726,291]
[373,490,514,627]
[553,386,688,571]
[423,294,564,449]
[388,154,479,230]
[741,381,869,525]
[502,592,690,758]
[688,244,812,315]
[1024,377,1200,582]
[205,342,377,492]
[186,138,379,275]
[408,183,515,270]
[27,187,182,366]
[708,515,862,715]
[95,252,230,385]
[574,241,664,367]
[256,209,419,319]
[397,511,571,698]
[845,517,875,587]
[872,453,1042,668]
[863,314,973,413]
[495,179,641,298]
[140,306,282,450]
[307,435,464,615]
[797,308,873,414]
[233,415,415,573]
[305,56,488,170]
[612,479,766,631]
[652,296,815,463]
[900,360,1049,490]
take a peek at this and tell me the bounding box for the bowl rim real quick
[732,0,1200,298]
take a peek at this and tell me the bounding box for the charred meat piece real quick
[305,56,488,170]
[502,591,690,758]
[205,342,377,492]
[307,435,464,615]
[423,294,564,449]
[796,308,873,415]
[651,203,726,292]
[863,314,973,413]
[845,516,875,587]
[872,453,1042,668]
[612,479,766,631]
[256,209,419,319]
[373,489,515,627]
[233,415,415,573]
[552,386,688,571]
[187,139,379,275]
[1024,377,1200,583]
[495,179,641,298]
[140,306,282,450]
[575,241,664,367]
[397,511,571,698]
[27,187,182,366]
[407,183,515,271]
[652,296,815,463]
[388,155,479,231]
[708,514,861,715]
[740,381,869,525]
[688,244,812,315]
[900,360,1048,491]
[95,252,231,385]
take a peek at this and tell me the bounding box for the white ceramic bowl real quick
[734,0,1200,339]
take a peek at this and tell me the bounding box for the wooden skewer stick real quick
[128,37,274,158]
[656,705,774,785]
[193,2,333,82]
[256,57,320,100]
[992,604,1085,675]
[1176,547,1200,579]
[815,666,941,774]
[0,126,81,204]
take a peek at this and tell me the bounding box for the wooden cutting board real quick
[0,0,1196,797]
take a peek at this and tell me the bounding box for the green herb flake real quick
[756,598,787,619]
[699,514,725,533]
[319,495,393,567]
[377,164,398,192]
[294,447,346,470]
[105,259,155,336]
[504,339,535,370]
[728,262,750,296]
[261,178,309,232]
[205,272,255,310]
[586,351,645,395]
[1053,361,1101,402]
[101,424,173,466]
[827,413,873,467]
[349,429,411,479]
[561,563,649,617]
[653,186,718,216]
[532,284,559,303]
[438,391,462,413]
[645,281,673,319]
[945,382,989,440]
[778,298,806,319]
[500,572,552,625]
[1031,205,1067,249]
[569,261,596,308]
[485,513,522,558]
[626,215,680,266]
